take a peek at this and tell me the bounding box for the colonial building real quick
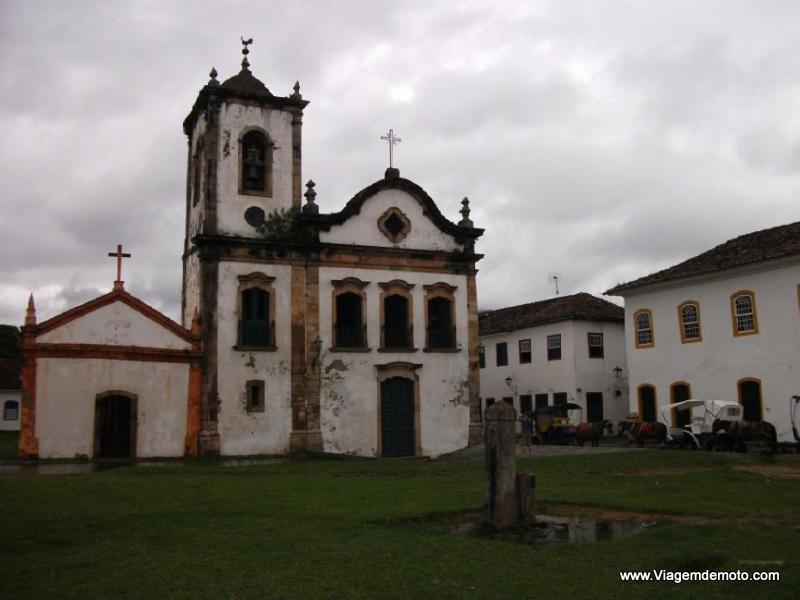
[606,221,800,441]
[18,286,202,459]
[18,41,485,460]
[181,41,485,458]
[478,293,628,425]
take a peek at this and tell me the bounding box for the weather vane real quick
[240,36,253,69]
[380,129,401,169]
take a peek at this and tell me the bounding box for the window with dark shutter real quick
[547,334,561,361]
[240,288,272,347]
[246,380,265,412]
[587,333,604,358]
[518,338,531,363]
[336,293,365,348]
[496,342,508,366]
[427,297,455,349]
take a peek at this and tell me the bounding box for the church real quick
[19,41,485,460]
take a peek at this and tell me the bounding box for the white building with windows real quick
[478,293,629,426]
[606,221,800,441]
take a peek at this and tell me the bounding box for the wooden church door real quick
[381,377,415,457]
[96,394,135,458]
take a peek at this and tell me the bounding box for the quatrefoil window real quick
[378,207,411,243]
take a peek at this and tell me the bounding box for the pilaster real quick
[291,106,303,211]
[198,256,220,455]
[289,264,308,452]
[467,269,483,445]
[304,262,322,452]
[18,326,38,459]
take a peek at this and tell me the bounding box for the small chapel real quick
[19,41,485,459]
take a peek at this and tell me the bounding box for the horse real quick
[619,421,667,447]
[712,419,777,452]
[576,420,614,447]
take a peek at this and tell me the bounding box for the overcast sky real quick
[1,0,798,326]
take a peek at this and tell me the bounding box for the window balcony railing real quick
[240,319,275,348]
[427,325,456,349]
[383,325,412,349]
[335,324,366,348]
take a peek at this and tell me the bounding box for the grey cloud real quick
[1,0,799,324]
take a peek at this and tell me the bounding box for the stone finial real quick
[459,197,473,227]
[240,36,253,71]
[384,167,400,179]
[302,180,319,214]
[290,81,302,100]
[191,306,202,336]
[208,67,220,87]
[25,294,36,326]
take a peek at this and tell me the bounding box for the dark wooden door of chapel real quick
[98,395,133,458]
[381,377,415,457]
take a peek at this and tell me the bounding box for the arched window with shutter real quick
[237,273,276,349]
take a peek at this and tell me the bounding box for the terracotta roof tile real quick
[479,293,623,336]
[607,221,800,295]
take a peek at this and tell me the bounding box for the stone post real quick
[484,401,519,529]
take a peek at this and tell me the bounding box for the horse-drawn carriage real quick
[531,404,611,446]
[662,399,777,452]
[531,403,582,445]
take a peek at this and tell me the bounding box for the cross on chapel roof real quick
[107,244,131,291]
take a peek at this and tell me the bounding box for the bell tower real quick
[180,39,309,455]
[182,38,309,242]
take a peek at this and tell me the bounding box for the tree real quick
[0,325,21,359]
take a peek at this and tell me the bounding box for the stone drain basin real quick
[415,510,647,545]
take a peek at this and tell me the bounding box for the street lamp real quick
[505,376,513,387]
[613,365,623,379]
[310,334,323,368]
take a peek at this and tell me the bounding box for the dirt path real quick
[438,441,647,460]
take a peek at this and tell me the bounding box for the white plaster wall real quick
[621,262,800,441]
[0,390,21,432]
[318,266,470,457]
[319,188,463,252]
[182,254,201,328]
[35,358,189,458]
[571,321,630,425]
[216,261,293,455]
[38,302,191,350]
[187,115,207,239]
[480,321,578,409]
[216,103,294,236]
[478,320,629,426]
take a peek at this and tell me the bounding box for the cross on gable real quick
[108,244,131,291]
[380,129,401,169]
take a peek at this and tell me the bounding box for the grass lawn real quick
[2,449,799,598]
